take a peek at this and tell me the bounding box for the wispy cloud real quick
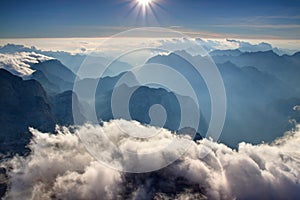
[211,24,300,29]
[261,15,300,20]
[0,52,53,76]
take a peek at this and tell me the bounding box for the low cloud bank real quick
[158,38,296,56]
[2,120,300,199]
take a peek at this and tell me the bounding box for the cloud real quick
[226,39,273,52]
[0,52,53,77]
[224,39,295,55]
[2,120,300,199]
[294,105,300,111]
[3,125,121,200]
[1,38,298,59]
[213,24,300,29]
[157,37,297,56]
[157,38,238,55]
[157,37,294,56]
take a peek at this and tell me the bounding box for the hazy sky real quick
[1,0,300,39]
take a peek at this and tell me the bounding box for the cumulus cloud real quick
[2,120,300,200]
[157,38,238,56]
[195,38,239,52]
[157,38,204,55]
[226,39,273,52]
[3,126,121,200]
[294,105,300,111]
[158,38,296,56]
[157,37,284,55]
[0,52,53,77]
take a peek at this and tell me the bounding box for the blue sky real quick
[1,0,300,39]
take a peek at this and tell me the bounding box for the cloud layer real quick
[1,38,298,58]
[157,38,297,56]
[0,52,53,77]
[2,120,300,200]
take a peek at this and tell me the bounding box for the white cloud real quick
[226,39,273,52]
[1,38,298,57]
[3,125,121,200]
[157,38,238,55]
[158,38,297,56]
[0,52,53,77]
[2,120,300,200]
[294,105,300,111]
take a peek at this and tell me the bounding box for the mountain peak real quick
[0,68,22,81]
[210,49,242,56]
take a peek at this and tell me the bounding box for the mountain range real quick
[0,45,299,157]
[211,50,300,95]
[0,68,82,156]
[0,69,55,155]
[148,50,300,146]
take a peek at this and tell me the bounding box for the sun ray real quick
[124,0,165,26]
[137,0,152,6]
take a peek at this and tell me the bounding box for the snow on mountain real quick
[0,52,54,77]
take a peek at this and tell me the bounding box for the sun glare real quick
[128,0,161,23]
[137,0,152,6]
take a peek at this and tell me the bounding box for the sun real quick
[129,0,159,20]
[137,0,152,6]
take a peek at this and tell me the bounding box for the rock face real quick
[31,70,60,95]
[31,59,76,94]
[211,50,300,95]
[147,51,300,147]
[49,90,84,126]
[0,69,56,155]
[95,84,208,135]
